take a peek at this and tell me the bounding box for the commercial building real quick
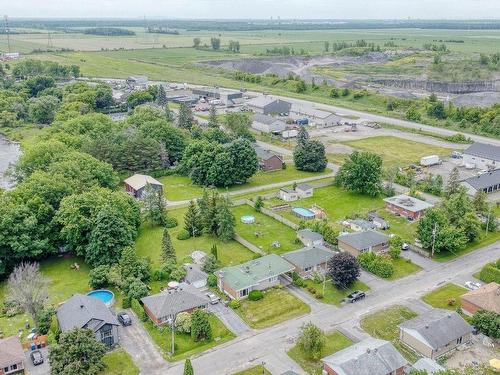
[251,114,287,133]
[291,104,342,127]
[192,87,243,106]
[462,142,500,170]
[383,194,434,220]
[246,96,292,115]
[461,169,500,195]
[337,230,389,257]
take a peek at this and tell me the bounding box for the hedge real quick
[131,298,147,321]
[248,290,263,301]
[358,252,394,278]
[478,262,500,283]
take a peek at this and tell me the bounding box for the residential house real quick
[191,250,207,265]
[279,188,299,202]
[246,96,292,115]
[251,114,287,134]
[321,338,407,375]
[124,174,164,199]
[383,194,433,220]
[412,358,445,374]
[291,104,342,127]
[461,169,500,195]
[0,336,25,375]
[253,144,285,171]
[461,282,500,315]
[297,229,324,247]
[141,283,209,326]
[184,264,208,289]
[337,230,389,257]
[346,219,376,232]
[282,245,335,278]
[462,142,500,170]
[216,254,294,300]
[296,184,314,198]
[57,294,120,347]
[399,309,472,359]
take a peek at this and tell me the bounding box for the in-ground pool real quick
[292,207,316,220]
[87,289,115,307]
[241,215,256,224]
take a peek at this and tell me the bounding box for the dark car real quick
[346,291,366,303]
[117,311,132,326]
[30,350,43,366]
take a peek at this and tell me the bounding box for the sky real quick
[3,0,500,20]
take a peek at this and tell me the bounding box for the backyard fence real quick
[260,207,299,230]
[233,234,266,256]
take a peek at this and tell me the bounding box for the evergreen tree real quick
[157,85,167,106]
[191,309,212,341]
[183,359,194,375]
[184,200,202,237]
[165,101,174,122]
[161,227,176,263]
[143,183,166,226]
[297,126,309,147]
[216,197,235,241]
[473,190,488,214]
[208,105,218,128]
[178,103,194,130]
[211,244,218,260]
[445,167,461,196]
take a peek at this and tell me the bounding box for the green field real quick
[421,283,468,310]
[302,279,370,306]
[101,350,139,375]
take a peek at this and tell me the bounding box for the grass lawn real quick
[360,305,419,363]
[389,257,422,280]
[232,205,302,254]
[143,314,234,361]
[421,283,468,310]
[232,365,272,375]
[236,288,310,329]
[135,207,255,269]
[433,231,500,262]
[158,167,331,202]
[101,349,139,375]
[302,279,370,306]
[287,330,353,375]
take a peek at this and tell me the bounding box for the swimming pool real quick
[241,215,256,224]
[292,207,316,219]
[87,289,115,307]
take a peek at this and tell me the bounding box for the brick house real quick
[321,338,407,375]
[124,174,163,199]
[461,282,500,315]
[337,230,389,257]
[383,194,433,220]
[0,336,25,375]
[253,145,284,171]
[282,245,335,279]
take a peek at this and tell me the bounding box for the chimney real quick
[80,304,84,308]
[366,348,371,354]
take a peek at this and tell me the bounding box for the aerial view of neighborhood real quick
[1,1,500,374]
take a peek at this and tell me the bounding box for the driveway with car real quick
[25,347,50,375]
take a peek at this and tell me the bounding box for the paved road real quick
[209,302,251,336]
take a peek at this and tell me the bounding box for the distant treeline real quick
[83,27,135,36]
[146,27,179,35]
[8,19,500,31]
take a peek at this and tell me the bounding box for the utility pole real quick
[431,222,438,258]
[486,205,492,235]
[4,15,11,53]
[47,30,53,49]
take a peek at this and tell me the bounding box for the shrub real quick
[176,229,191,240]
[207,274,217,288]
[479,262,500,283]
[248,290,264,301]
[292,272,305,287]
[122,296,131,309]
[307,286,316,294]
[37,307,55,335]
[170,266,187,282]
[315,293,324,299]
[229,300,240,309]
[472,310,500,338]
[447,298,456,306]
[131,298,147,321]
[312,272,323,284]
[165,216,178,228]
[358,252,394,278]
[89,265,109,289]
[175,312,192,333]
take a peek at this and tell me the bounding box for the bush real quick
[89,265,109,289]
[447,298,456,306]
[358,252,394,278]
[312,272,323,284]
[176,229,191,240]
[248,290,264,301]
[131,298,147,321]
[479,262,500,283]
[315,292,324,299]
[170,266,187,282]
[472,310,500,338]
[37,307,55,335]
[207,274,217,288]
[165,216,178,228]
[122,296,131,309]
[292,272,305,287]
[229,300,240,309]
[175,312,192,333]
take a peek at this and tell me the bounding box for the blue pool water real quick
[87,290,115,306]
[241,215,256,224]
[292,207,315,219]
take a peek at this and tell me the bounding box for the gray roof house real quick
[412,358,445,374]
[0,336,25,375]
[184,264,208,289]
[297,229,324,247]
[252,144,285,171]
[296,184,314,198]
[141,283,209,326]
[57,294,119,347]
[337,230,389,256]
[321,338,407,375]
[251,113,287,133]
[246,96,292,115]
[461,169,500,195]
[399,309,472,359]
[282,245,335,278]
[124,174,163,199]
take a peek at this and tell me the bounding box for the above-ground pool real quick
[87,289,115,307]
[292,207,316,220]
[241,215,256,224]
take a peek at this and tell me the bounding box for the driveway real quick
[24,347,50,375]
[208,302,251,336]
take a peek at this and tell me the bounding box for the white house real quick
[296,184,314,198]
[462,142,500,170]
[279,188,299,202]
[251,114,287,133]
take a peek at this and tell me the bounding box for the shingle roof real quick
[321,338,407,375]
[413,358,445,374]
[124,174,163,190]
[282,246,335,269]
[252,113,285,126]
[351,219,376,230]
[462,169,500,190]
[337,230,389,251]
[57,294,119,332]
[383,194,434,213]
[399,309,471,350]
[184,264,208,284]
[252,144,282,161]
[461,282,500,314]
[464,142,500,162]
[0,336,24,368]
[141,283,208,319]
[217,254,294,292]
[247,96,291,109]
[298,229,323,242]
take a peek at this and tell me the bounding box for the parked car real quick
[464,281,482,290]
[117,311,132,326]
[30,350,43,366]
[401,243,410,251]
[346,291,366,303]
[206,292,220,304]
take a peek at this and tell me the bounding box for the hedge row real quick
[358,252,394,278]
[479,263,500,283]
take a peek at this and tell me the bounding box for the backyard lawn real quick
[235,288,310,329]
[232,205,302,255]
[144,313,235,361]
[360,305,418,363]
[421,283,468,310]
[302,279,370,306]
[233,365,272,375]
[101,349,139,375]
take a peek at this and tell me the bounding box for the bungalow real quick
[251,114,287,134]
[345,219,376,232]
[246,96,292,115]
[337,230,389,257]
[461,282,500,315]
[296,184,314,198]
[253,144,285,171]
[124,174,163,199]
[399,309,471,359]
[216,254,294,300]
[282,245,335,278]
[321,338,407,375]
[184,264,208,289]
[141,283,209,326]
[297,229,324,247]
[0,336,25,375]
[461,169,500,195]
[57,294,120,348]
[279,188,299,202]
[383,194,433,220]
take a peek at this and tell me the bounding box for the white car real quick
[206,292,220,304]
[464,281,481,290]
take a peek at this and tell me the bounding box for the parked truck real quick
[420,155,441,167]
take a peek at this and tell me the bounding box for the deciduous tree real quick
[335,151,382,196]
[191,309,212,341]
[327,252,360,289]
[297,322,325,360]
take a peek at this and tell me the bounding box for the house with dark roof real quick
[337,230,389,257]
[124,174,163,199]
[251,114,287,133]
[461,169,500,195]
[463,142,500,170]
[321,338,407,375]
[399,309,471,359]
[0,336,25,375]
[57,294,119,347]
[216,254,294,300]
[141,283,209,326]
[297,229,324,247]
[461,282,500,315]
[282,245,335,278]
[252,144,284,171]
[384,194,433,220]
[246,96,292,115]
[183,264,208,289]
